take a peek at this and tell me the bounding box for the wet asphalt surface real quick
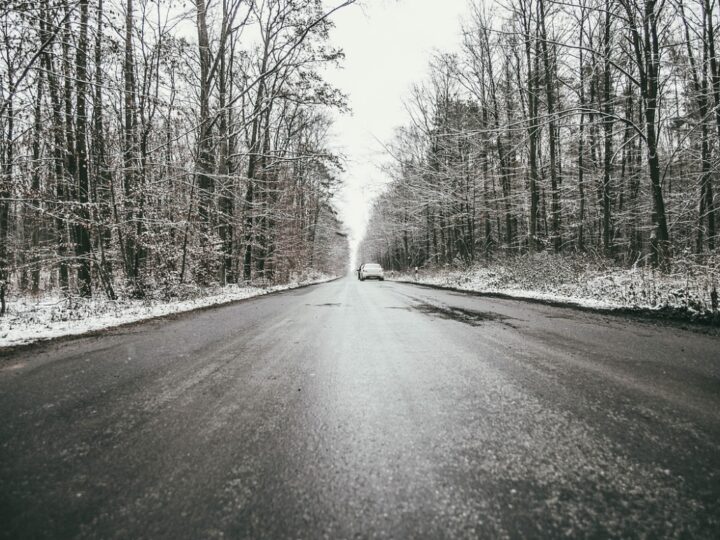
[1,277,719,539]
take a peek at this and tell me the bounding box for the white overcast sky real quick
[324,0,470,256]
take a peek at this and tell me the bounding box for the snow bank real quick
[0,274,336,349]
[391,253,719,322]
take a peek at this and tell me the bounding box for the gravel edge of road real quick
[0,277,341,359]
[390,279,720,335]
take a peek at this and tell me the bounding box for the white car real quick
[359,263,384,281]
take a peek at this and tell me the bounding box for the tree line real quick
[0,0,354,314]
[361,0,718,273]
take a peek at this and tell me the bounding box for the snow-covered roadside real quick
[0,274,336,349]
[388,254,719,322]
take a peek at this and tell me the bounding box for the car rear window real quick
[364,264,381,270]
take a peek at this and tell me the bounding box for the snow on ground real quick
[390,253,719,320]
[0,273,336,349]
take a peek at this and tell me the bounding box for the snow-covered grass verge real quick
[391,253,720,324]
[0,272,336,349]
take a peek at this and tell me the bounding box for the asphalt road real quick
[1,277,719,538]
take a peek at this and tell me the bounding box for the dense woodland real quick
[0,0,354,314]
[362,0,720,275]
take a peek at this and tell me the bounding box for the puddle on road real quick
[412,302,517,328]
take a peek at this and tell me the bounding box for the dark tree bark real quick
[520,0,540,251]
[30,70,43,294]
[74,0,92,297]
[0,34,13,315]
[577,2,587,252]
[243,38,270,282]
[92,0,116,299]
[123,0,140,291]
[601,0,615,257]
[39,0,70,291]
[539,0,561,252]
[195,0,214,228]
[217,40,235,284]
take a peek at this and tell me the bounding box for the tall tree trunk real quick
[700,0,717,249]
[40,0,69,291]
[74,0,92,297]
[217,43,234,284]
[522,3,540,252]
[539,0,561,251]
[601,1,615,257]
[195,0,214,230]
[92,0,116,299]
[0,36,13,315]
[30,72,43,294]
[61,0,78,292]
[123,0,140,291]
[481,25,510,252]
[577,4,587,252]
[243,36,270,282]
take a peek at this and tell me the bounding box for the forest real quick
[360,0,720,293]
[0,0,354,316]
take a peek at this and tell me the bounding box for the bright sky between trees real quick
[325,0,470,262]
